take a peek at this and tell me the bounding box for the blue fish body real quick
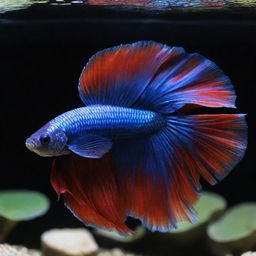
[52,105,165,139]
[26,41,247,233]
[27,105,166,158]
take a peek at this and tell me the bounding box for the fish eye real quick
[40,135,51,145]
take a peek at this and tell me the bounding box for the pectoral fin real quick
[68,134,112,158]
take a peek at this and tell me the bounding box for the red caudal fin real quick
[51,154,132,233]
[111,114,247,231]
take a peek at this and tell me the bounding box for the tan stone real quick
[41,228,99,256]
[0,244,41,256]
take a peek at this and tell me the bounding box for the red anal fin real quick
[51,154,131,233]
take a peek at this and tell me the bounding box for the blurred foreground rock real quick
[41,228,140,256]
[0,244,41,256]
[0,228,140,256]
[97,248,138,256]
[241,252,256,256]
[41,228,98,256]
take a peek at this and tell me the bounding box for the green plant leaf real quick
[0,190,50,221]
[207,203,256,243]
[171,191,226,233]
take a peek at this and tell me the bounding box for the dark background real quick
[0,5,255,255]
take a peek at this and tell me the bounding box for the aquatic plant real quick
[207,203,256,255]
[147,191,227,255]
[0,190,49,242]
[172,191,226,233]
[160,191,227,246]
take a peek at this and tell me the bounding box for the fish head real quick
[26,123,68,157]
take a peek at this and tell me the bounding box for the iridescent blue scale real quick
[51,105,166,139]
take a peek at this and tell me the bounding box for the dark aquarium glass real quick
[1,1,255,256]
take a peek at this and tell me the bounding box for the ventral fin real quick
[68,134,112,158]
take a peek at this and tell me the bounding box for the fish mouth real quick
[25,138,36,151]
[25,138,52,157]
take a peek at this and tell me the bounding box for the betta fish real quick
[26,41,247,233]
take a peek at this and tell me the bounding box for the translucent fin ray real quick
[78,41,173,107]
[68,134,112,158]
[135,53,236,113]
[79,41,236,113]
[112,114,247,231]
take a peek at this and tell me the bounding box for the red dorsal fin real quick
[78,41,181,107]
